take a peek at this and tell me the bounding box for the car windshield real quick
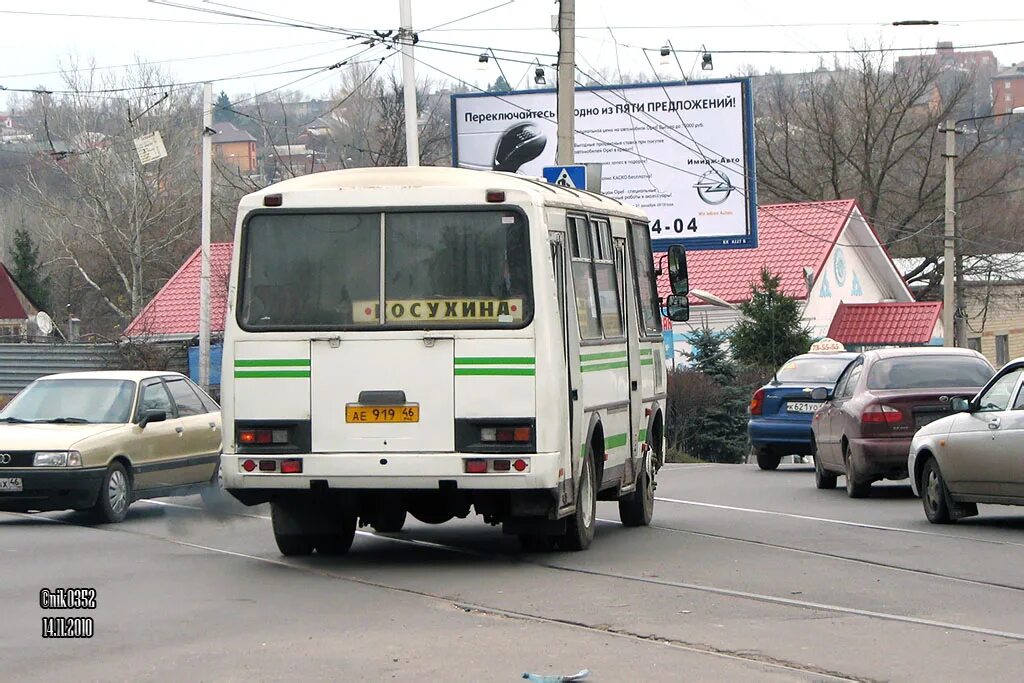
[0,379,136,424]
[775,357,852,384]
[867,356,994,390]
[239,210,532,330]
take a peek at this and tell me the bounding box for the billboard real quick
[451,78,757,251]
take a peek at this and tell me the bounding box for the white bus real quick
[220,166,687,555]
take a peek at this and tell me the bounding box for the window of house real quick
[996,334,1010,366]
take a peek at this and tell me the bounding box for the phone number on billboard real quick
[649,218,699,235]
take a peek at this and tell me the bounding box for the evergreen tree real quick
[488,76,511,93]
[213,91,236,124]
[730,268,811,377]
[677,325,750,463]
[10,228,50,312]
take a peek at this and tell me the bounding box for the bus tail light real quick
[480,426,533,443]
[237,427,290,446]
[465,459,488,474]
[241,459,257,472]
[485,190,505,203]
[280,459,303,474]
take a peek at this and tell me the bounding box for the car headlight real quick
[33,451,82,467]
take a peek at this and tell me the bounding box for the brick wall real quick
[964,282,1024,366]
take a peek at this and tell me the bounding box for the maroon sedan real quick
[809,348,993,498]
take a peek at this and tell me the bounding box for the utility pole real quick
[398,0,420,166]
[942,119,956,347]
[555,0,575,165]
[199,82,213,390]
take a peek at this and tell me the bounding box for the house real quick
[123,244,233,342]
[211,122,257,174]
[0,114,33,143]
[992,63,1024,116]
[657,199,943,363]
[895,252,1024,366]
[0,263,42,339]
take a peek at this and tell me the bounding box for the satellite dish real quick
[35,311,54,336]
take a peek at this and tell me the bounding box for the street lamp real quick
[690,288,738,310]
[940,106,1024,347]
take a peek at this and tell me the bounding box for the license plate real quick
[346,405,419,423]
[0,477,23,492]
[786,401,822,414]
[915,413,946,428]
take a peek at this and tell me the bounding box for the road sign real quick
[542,164,587,190]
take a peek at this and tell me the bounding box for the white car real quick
[909,358,1024,523]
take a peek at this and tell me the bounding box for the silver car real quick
[909,357,1024,523]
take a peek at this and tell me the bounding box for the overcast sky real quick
[2,0,1023,102]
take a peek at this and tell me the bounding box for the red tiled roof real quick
[0,263,31,320]
[827,302,942,345]
[123,244,233,338]
[656,199,856,304]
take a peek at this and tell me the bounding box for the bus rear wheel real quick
[560,451,597,551]
[619,454,654,527]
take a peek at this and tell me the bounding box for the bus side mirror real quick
[665,294,689,322]
[668,245,689,296]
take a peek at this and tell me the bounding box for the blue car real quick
[748,352,858,470]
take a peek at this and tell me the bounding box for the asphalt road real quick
[3,463,1024,682]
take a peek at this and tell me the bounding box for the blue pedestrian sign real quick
[542,165,587,190]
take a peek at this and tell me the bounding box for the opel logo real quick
[0,453,11,464]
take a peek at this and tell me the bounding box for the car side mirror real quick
[139,409,167,428]
[667,245,689,296]
[664,294,689,322]
[950,396,971,413]
[810,387,830,401]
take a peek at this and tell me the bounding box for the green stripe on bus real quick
[639,349,653,356]
[579,350,627,361]
[639,428,648,442]
[235,359,311,367]
[454,357,535,365]
[640,358,655,366]
[580,361,629,372]
[605,433,628,450]
[234,370,311,378]
[455,368,535,376]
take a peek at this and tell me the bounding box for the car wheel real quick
[315,511,357,555]
[921,458,954,525]
[618,451,655,527]
[91,462,132,523]
[812,440,837,490]
[755,447,781,471]
[844,446,871,498]
[271,502,315,556]
[560,449,597,551]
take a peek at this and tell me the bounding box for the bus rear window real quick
[239,210,532,330]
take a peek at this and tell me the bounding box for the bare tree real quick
[754,47,1024,284]
[14,60,202,333]
[322,64,451,168]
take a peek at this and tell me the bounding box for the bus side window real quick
[569,216,601,339]
[591,218,623,338]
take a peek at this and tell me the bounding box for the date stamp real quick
[41,617,94,639]
[39,588,97,610]
[39,588,97,638]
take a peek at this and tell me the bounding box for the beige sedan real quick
[0,371,221,522]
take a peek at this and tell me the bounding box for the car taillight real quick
[749,388,765,416]
[862,404,904,424]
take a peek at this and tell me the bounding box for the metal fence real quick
[0,343,190,395]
